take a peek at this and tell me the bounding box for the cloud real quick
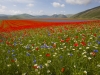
[60,11,65,13]
[52,2,65,7]
[27,3,34,7]
[13,5,17,6]
[2,0,35,3]
[0,4,23,15]
[0,5,7,13]
[65,0,91,5]
[0,5,7,9]
[39,10,44,13]
[9,10,23,15]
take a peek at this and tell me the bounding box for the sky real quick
[0,0,100,15]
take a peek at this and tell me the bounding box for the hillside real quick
[0,14,67,19]
[72,6,100,19]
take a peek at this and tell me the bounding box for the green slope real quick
[72,6,100,19]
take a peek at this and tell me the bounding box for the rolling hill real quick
[72,6,100,19]
[0,14,67,19]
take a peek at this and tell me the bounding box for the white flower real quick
[82,51,87,55]
[53,55,56,57]
[38,72,40,74]
[39,55,42,57]
[84,71,87,74]
[35,69,38,72]
[47,60,51,63]
[64,46,66,48]
[83,55,87,57]
[28,40,31,43]
[47,70,50,73]
[7,64,11,67]
[68,53,70,55]
[60,48,63,50]
[97,64,100,67]
[74,65,76,68]
[17,64,19,67]
[79,47,82,50]
[89,37,92,39]
[45,63,49,67]
[34,64,38,66]
[55,52,57,55]
[22,73,26,75]
[72,48,75,50]
[90,52,93,55]
[62,43,65,45]
[86,47,89,49]
[70,46,72,48]
[88,57,92,60]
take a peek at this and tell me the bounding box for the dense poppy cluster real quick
[0,20,100,32]
[0,20,100,75]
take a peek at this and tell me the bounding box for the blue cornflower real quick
[26,52,31,56]
[14,58,17,61]
[48,33,51,36]
[8,50,10,53]
[14,42,17,46]
[39,65,42,68]
[26,45,30,50]
[93,50,98,53]
[98,41,100,44]
[40,44,49,48]
[33,60,36,63]
[60,56,63,59]
[70,53,73,56]
[12,50,15,52]
[49,46,53,48]
[12,54,16,57]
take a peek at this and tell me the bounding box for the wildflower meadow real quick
[0,20,100,75]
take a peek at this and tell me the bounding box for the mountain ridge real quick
[0,14,68,19]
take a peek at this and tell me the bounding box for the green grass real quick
[0,23,100,75]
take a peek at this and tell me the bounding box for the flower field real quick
[0,20,100,75]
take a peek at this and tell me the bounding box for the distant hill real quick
[51,14,67,18]
[66,14,74,18]
[0,14,67,19]
[72,6,100,19]
[9,14,35,19]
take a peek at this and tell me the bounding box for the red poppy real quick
[11,59,15,63]
[32,44,34,46]
[36,47,39,51]
[61,68,65,72]
[74,43,78,47]
[0,40,2,42]
[81,41,86,46]
[33,66,38,69]
[75,36,78,39]
[60,39,64,42]
[46,53,51,57]
[91,52,96,56]
[53,43,56,48]
[93,34,96,37]
[66,37,70,42]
